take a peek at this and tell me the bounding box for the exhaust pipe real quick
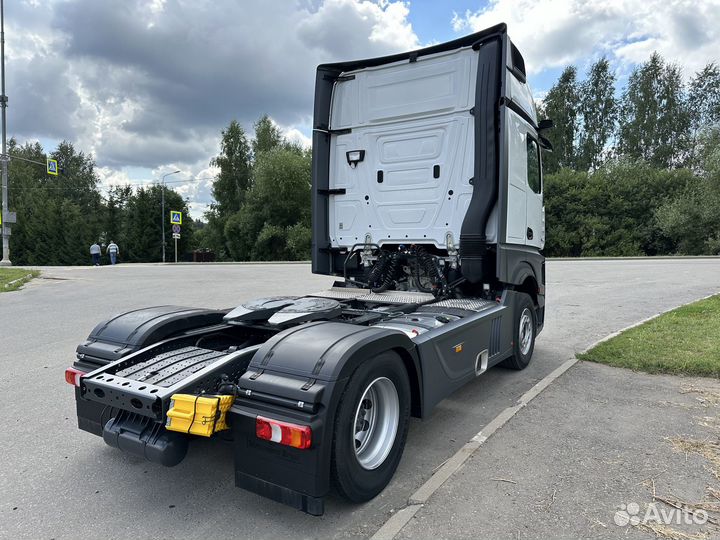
[460,35,502,284]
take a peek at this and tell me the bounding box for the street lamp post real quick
[161,170,180,263]
[0,0,10,266]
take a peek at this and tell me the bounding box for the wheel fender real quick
[75,305,229,367]
[245,320,420,394]
[510,262,537,287]
[241,321,423,421]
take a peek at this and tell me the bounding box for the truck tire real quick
[500,293,536,370]
[331,351,411,502]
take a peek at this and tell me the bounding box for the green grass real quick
[0,267,40,292]
[578,294,720,378]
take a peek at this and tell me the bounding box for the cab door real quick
[504,110,544,249]
[525,136,544,249]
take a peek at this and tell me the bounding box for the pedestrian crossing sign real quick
[47,159,58,176]
[170,211,182,225]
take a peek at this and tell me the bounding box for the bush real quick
[544,160,694,257]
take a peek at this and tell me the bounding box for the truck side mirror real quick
[538,119,553,131]
[538,135,553,152]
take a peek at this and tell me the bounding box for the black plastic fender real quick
[246,321,419,385]
[75,305,229,369]
[511,261,537,287]
[240,321,422,418]
[73,305,229,436]
[509,262,545,332]
[230,321,421,512]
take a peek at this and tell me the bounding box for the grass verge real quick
[578,294,720,378]
[0,267,40,292]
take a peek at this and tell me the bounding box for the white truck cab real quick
[326,42,545,253]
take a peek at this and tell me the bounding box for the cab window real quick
[527,137,541,194]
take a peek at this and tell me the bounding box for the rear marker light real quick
[65,367,85,387]
[256,416,312,450]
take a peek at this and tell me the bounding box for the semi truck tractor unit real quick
[66,23,549,515]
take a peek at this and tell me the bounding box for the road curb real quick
[371,291,720,540]
[548,255,720,261]
[578,291,720,355]
[3,273,34,289]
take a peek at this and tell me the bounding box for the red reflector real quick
[255,416,311,450]
[65,367,84,387]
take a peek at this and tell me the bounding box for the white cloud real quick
[452,0,720,76]
[8,0,419,217]
[97,167,135,188]
[170,164,218,219]
[43,0,419,171]
[282,127,312,149]
[298,0,418,59]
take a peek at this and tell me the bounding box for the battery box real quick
[165,394,235,437]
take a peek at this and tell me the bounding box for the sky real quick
[7,0,720,218]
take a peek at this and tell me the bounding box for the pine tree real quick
[104,185,132,249]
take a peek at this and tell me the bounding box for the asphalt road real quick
[1,259,719,539]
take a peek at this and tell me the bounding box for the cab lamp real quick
[346,150,365,167]
[256,416,312,450]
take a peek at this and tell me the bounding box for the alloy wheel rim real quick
[519,308,533,356]
[353,377,400,470]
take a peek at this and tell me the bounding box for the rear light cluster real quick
[65,367,85,387]
[256,416,311,450]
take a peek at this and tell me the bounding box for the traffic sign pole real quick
[160,171,181,264]
[168,210,182,263]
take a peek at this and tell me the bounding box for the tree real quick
[104,185,132,248]
[6,139,104,265]
[658,63,691,167]
[618,53,691,168]
[689,62,720,129]
[123,185,194,262]
[2,137,201,265]
[204,120,252,259]
[619,53,663,163]
[655,127,720,254]
[688,62,720,165]
[577,58,617,171]
[224,147,311,260]
[252,114,284,157]
[209,120,252,217]
[542,66,579,173]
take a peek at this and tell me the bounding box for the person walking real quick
[106,240,120,265]
[90,242,101,266]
